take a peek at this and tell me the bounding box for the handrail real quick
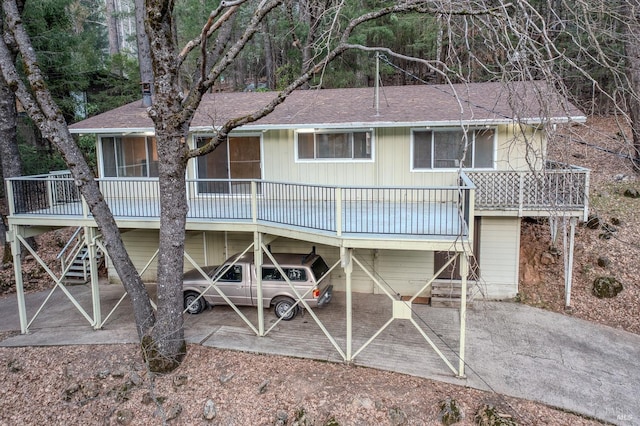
[57,226,83,260]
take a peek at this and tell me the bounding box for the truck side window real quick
[262,268,281,281]
[218,265,242,282]
[287,268,306,281]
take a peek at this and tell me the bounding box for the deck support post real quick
[255,232,265,336]
[9,227,28,334]
[342,247,353,361]
[86,226,102,329]
[458,254,468,378]
[564,217,577,308]
[549,216,558,247]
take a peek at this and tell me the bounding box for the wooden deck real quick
[0,282,463,378]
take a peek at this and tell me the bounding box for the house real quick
[5,81,588,376]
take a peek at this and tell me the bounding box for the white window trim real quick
[99,134,158,179]
[191,132,264,197]
[295,128,375,163]
[410,127,496,172]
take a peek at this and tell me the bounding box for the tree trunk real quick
[0,74,18,259]
[105,0,120,56]
[0,0,156,342]
[625,1,640,166]
[134,0,153,106]
[263,20,275,89]
[144,128,189,372]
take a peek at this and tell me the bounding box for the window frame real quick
[99,135,159,178]
[192,133,263,196]
[410,127,496,171]
[295,129,374,162]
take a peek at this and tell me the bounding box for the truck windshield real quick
[311,257,329,280]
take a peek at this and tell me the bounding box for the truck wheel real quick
[184,292,206,314]
[273,297,297,320]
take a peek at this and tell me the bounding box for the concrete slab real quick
[1,284,638,424]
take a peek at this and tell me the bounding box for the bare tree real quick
[4,0,638,372]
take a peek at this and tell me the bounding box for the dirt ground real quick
[1,117,635,425]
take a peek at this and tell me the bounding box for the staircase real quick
[59,228,104,285]
[430,281,474,308]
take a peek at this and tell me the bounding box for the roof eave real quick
[69,127,155,135]
[69,115,587,135]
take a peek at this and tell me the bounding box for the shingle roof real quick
[69,81,585,134]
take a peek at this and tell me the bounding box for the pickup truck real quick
[182,251,333,320]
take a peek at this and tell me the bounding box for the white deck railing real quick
[5,163,588,237]
[6,174,474,238]
[467,162,589,218]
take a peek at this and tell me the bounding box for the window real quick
[101,136,158,177]
[297,130,372,160]
[412,128,495,169]
[214,265,242,282]
[262,267,307,282]
[195,135,262,194]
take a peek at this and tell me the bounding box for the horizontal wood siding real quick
[220,233,375,293]
[263,130,377,186]
[107,222,522,301]
[478,217,520,299]
[376,250,434,297]
[496,124,545,171]
[107,230,208,283]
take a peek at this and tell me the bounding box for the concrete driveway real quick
[0,282,638,425]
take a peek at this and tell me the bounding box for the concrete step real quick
[431,282,473,308]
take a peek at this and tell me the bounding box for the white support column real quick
[565,217,577,308]
[254,232,264,336]
[9,228,28,334]
[86,227,102,329]
[458,254,468,378]
[549,216,558,247]
[342,247,353,361]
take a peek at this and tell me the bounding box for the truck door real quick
[210,264,249,306]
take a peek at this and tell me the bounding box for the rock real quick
[115,409,134,425]
[614,173,629,182]
[610,217,623,226]
[8,359,22,373]
[96,369,111,379]
[592,276,624,298]
[353,395,374,409]
[258,379,270,394]
[274,409,288,425]
[62,383,80,401]
[203,399,217,420]
[623,188,640,198]
[111,369,126,378]
[388,407,407,425]
[128,372,143,386]
[173,374,188,388]
[585,215,601,229]
[141,392,154,405]
[219,372,235,383]
[165,403,182,421]
[81,381,100,399]
[438,397,464,425]
[539,252,556,266]
[597,257,610,268]
[474,404,517,426]
[293,407,313,426]
[572,153,585,159]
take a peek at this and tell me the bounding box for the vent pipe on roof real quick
[375,53,380,116]
[141,82,152,107]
